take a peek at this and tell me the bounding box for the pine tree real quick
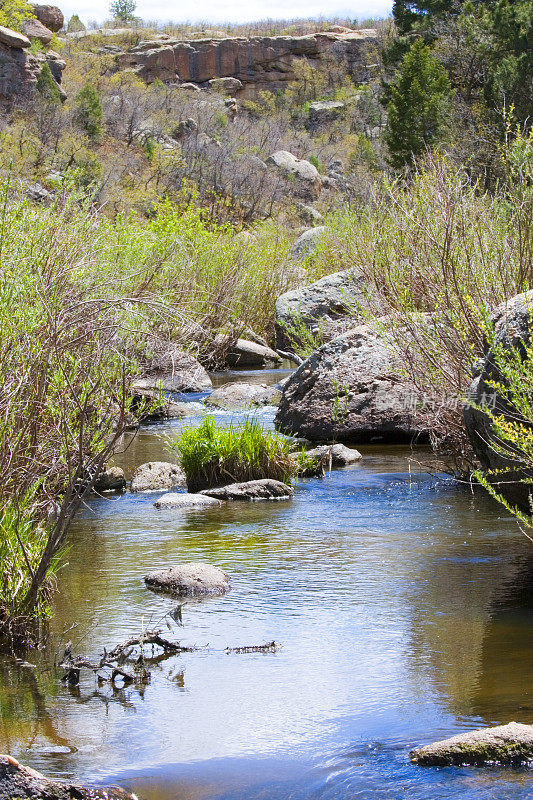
[75,84,103,141]
[109,0,136,22]
[36,63,61,105]
[385,40,452,168]
[67,14,86,32]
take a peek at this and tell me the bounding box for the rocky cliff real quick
[117,28,378,96]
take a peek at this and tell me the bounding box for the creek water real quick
[1,368,533,800]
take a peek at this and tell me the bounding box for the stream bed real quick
[1,368,533,799]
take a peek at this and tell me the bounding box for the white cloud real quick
[60,0,392,26]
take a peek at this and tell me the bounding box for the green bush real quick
[36,63,61,105]
[173,416,300,492]
[74,84,104,141]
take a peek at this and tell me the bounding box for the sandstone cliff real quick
[117,29,378,96]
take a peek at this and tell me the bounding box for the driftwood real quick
[225,641,281,654]
[60,629,197,687]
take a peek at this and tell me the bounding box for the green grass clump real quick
[173,416,300,492]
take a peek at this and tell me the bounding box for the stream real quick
[1,368,533,799]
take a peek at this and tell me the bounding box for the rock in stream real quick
[411,722,533,767]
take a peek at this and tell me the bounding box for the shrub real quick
[36,63,61,105]
[173,416,300,492]
[74,84,104,141]
[0,0,33,31]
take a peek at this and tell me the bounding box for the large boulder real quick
[144,562,229,596]
[275,269,365,352]
[411,722,533,767]
[266,150,322,200]
[288,226,326,261]
[0,754,134,800]
[0,25,30,48]
[31,4,64,32]
[22,17,54,45]
[275,322,429,443]
[201,478,293,501]
[464,290,533,511]
[206,382,281,410]
[208,76,243,93]
[134,348,212,393]
[308,100,345,129]
[131,461,186,492]
[153,492,222,509]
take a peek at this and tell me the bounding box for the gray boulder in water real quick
[144,562,230,596]
[201,478,294,501]
[131,461,186,492]
[206,382,281,410]
[275,322,429,443]
[153,492,222,509]
[0,754,136,800]
[134,348,212,393]
[411,722,533,767]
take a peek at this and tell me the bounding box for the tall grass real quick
[173,416,299,492]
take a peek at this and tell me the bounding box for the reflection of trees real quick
[0,659,71,754]
[406,491,532,719]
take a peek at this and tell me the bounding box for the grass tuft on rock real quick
[173,416,303,492]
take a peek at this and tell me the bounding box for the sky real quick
[60,0,393,26]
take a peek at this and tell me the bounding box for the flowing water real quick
[1,368,533,799]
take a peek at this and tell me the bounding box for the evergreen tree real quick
[36,63,61,105]
[67,14,86,32]
[385,40,452,168]
[74,84,103,141]
[109,0,136,22]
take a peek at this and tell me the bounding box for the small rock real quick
[306,443,362,466]
[93,466,126,493]
[134,348,212,393]
[173,117,198,138]
[288,226,326,261]
[153,492,222,509]
[201,478,294,501]
[179,82,201,91]
[410,722,533,767]
[144,562,229,596]
[131,462,186,492]
[206,382,281,410]
[222,338,281,368]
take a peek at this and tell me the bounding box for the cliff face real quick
[0,23,65,102]
[118,29,378,96]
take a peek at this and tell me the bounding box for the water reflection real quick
[0,422,532,799]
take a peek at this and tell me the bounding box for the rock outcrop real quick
[411,722,533,767]
[144,562,229,595]
[464,290,533,511]
[201,478,294,501]
[0,22,64,101]
[206,382,281,410]
[22,17,54,45]
[117,29,377,96]
[275,322,429,443]
[275,269,365,351]
[0,754,135,800]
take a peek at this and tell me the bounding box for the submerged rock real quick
[410,722,533,767]
[206,382,281,410]
[201,478,294,501]
[306,443,362,466]
[153,492,222,509]
[144,562,230,596]
[93,466,126,493]
[131,461,186,492]
[0,754,136,800]
[275,322,429,443]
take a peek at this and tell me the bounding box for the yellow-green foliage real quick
[0,0,33,31]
